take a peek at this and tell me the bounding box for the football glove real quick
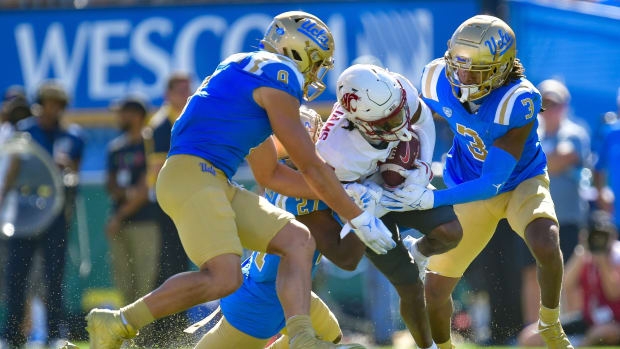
[403,160,433,187]
[380,184,434,211]
[349,210,396,255]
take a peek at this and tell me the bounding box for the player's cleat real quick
[290,330,366,349]
[57,340,79,349]
[537,321,574,349]
[86,308,137,349]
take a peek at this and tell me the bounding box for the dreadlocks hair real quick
[503,58,526,86]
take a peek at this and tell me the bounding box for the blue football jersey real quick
[420,59,547,193]
[169,51,305,179]
[219,189,326,339]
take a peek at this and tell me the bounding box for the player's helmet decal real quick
[444,15,516,102]
[260,11,335,102]
[340,93,359,113]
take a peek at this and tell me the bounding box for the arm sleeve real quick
[433,146,517,207]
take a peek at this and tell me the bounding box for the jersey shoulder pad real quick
[493,79,541,128]
[244,51,305,102]
[420,58,446,102]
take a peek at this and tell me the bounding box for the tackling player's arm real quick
[429,118,531,207]
[254,86,363,221]
[430,93,538,207]
[247,136,319,200]
[385,90,541,210]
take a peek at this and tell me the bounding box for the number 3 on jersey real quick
[456,123,488,161]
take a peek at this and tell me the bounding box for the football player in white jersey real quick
[260,64,463,349]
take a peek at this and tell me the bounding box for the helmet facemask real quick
[302,49,334,102]
[445,52,512,102]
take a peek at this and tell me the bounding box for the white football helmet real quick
[337,64,413,142]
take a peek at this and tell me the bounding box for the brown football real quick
[379,135,420,189]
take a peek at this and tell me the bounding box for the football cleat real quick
[537,320,574,349]
[290,329,366,349]
[86,308,137,349]
[57,340,79,349]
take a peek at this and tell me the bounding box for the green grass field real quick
[70,344,620,349]
[70,343,533,349]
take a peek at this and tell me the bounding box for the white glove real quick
[403,235,429,282]
[380,184,434,211]
[350,210,396,254]
[343,181,382,213]
[403,160,433,187]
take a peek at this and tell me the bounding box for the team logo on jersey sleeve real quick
[341,93,359,112]
[442,106,453,117]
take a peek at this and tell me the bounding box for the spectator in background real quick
[519,210,620,346]
[105,97,160,305]
[141,72,191,343]
[0,88,31,337]
[520,79,591,324]
[0,87,32,201]
[594,88,620,226]
[1,82,84,348]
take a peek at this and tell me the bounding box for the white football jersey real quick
[316,106,398,182]
[316,72,435,183]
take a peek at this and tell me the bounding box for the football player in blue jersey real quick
[195,107,362,348]
[86,11,394,349]
[381,15,572,349]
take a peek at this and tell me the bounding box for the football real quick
[379,135,420,189]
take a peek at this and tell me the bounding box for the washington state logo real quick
[340,93,359,112]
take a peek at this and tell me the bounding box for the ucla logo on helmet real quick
[341,93,359,112]
[485,29,513,60]
[297,19,330,50]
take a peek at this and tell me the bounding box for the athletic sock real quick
[286,315,315,341]
[421,342,438,349]
[121,298,156,331]
[437,339,453,349]
[539,303,560,326]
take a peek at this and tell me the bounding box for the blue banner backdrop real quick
[508,0,620,131]
[0,1,478,109]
